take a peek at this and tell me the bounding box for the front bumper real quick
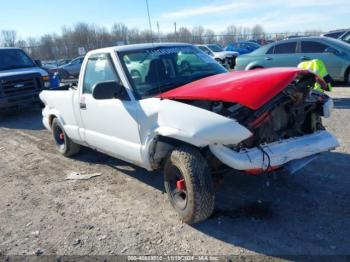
[209,131,339,171]
[0,92,42,111]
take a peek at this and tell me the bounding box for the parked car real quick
[235,37,350,83]
[196,44,238,68]
[225,41,261,55]
[40,43,339,224]
[58,56,84,79]
[322,29,350,45]
[0,48,50,111]
[322,29,350,39]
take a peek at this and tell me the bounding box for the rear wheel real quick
[345,68,350,85]
[52,118,80,157]
[164,146,215,224]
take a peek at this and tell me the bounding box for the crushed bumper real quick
[209,131,339,171]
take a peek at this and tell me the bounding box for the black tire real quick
[164,146,215,224]
[345,68,350,85]
[52,118,80,157]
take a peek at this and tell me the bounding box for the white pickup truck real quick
[40,43,339,224]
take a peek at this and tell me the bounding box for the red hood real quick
[160,68,325,110]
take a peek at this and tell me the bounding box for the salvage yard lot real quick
[0,87,349,257]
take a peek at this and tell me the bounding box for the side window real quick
[301,41,329,53]
[266,46,274,54]
[273,42,297,54]
[83,54,120,94]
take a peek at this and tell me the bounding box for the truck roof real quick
[87,42,192,55]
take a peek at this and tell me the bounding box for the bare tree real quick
[204,29,216,44]
[177,27,192,43]
[111,23,129,44]
[192,26,205,44]
[139,29,155,43]
[251,24,264,40]
[1,30,17,47]
[224,25,238,44]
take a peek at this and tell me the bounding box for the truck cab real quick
[0,48,50,111]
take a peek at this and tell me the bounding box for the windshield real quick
[119,45,227,98]
[0,49,36,71]
[207,44,223,52]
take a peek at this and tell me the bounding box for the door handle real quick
[300,56,311,61]
[80,102,86,110]
[265,57,272,60]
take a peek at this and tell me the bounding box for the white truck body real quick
[40,44,339,172]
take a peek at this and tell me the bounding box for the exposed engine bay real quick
[178,73,330,149]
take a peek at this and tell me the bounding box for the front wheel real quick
[164,146,215,224]
[52,118,80,157]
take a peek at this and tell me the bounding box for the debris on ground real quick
[72,239,82,246]
[34,248,43,256]
[31,231,40,237]
[65,172,102,180]
[98,235,107,241]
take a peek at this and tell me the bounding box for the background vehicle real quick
[0,48,50,111]
[40,43,338,224]
[225,41,261,55]
[196,44,238,68]
[58,56,84,79]
[322,29,350,44]
[235,37,350,83]
[322,29,350,39]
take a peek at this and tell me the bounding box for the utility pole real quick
[145,0,153,41]
[174,22,177,41]
[157,21,161,42]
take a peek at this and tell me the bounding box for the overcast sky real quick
[1,0,349,38]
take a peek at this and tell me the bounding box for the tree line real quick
[0,23,322,60]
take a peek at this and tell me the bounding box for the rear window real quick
[301,41,329,53]
[273,42,297,54]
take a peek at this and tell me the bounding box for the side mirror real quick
[35,60,42,67]
[92,81,123,100]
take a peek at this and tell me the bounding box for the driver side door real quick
[78,53,143,165]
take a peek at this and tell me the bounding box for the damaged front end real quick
[174,72,339,174]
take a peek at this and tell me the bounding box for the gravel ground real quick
[0,87,349,259]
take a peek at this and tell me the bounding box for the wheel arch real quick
[345,66,350,83]
[148,134,204,170]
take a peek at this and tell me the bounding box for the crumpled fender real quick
[154,99,252,147]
